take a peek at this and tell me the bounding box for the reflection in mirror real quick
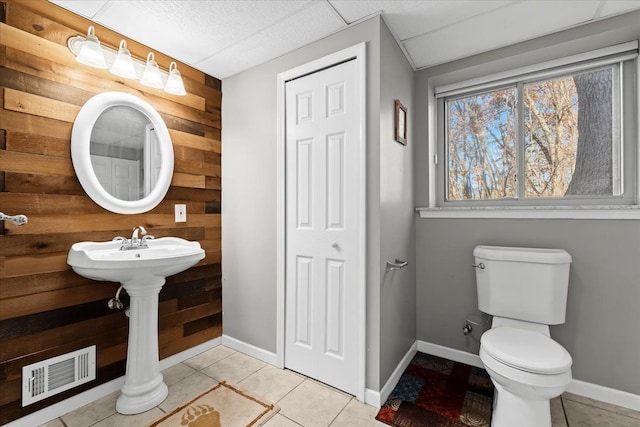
[89,106,161,201]
[71,91,174,214]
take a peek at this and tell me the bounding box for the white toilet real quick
[473,245,573,427]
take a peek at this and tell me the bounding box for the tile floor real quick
[38,346,639,427]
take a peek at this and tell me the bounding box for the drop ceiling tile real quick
[384,1,514,41]
[331,0,514,41]
[405,0,600,69]
[600,0,640,17]
[329,0,418,23]
[201,1,345,79]
[49,0,108,19]
[93,0,311,65]
[50,0,640,82]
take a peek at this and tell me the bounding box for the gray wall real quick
[378,21,416,387]
[222,14,381,366]
[223,15,417,392]
[223,15,416,393]
[416,219,640,394]
[222,15,380,357]
[223,8,639,397]
[414,11,640,394]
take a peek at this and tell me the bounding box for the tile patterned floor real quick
[38,346,639,427]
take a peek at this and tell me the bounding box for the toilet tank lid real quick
[473,245,571,264]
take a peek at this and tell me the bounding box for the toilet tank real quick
[473,245,572,325]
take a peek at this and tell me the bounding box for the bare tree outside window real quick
[524,75,578,197]
[566,68,615,195]
[446,65,619,202]
[447,88,516,200]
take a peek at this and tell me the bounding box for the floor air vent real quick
[22,345,96,406]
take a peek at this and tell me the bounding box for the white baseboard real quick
[417,340,640,412]
[364,388,381,408]
[222,334,278,366]
[5,337,222,427]
[160,337,221,370]
[417,340,484,368]
[4,376,126,427]
[365,342,418,408]
[17,335,633,427]
[567,379,640,412]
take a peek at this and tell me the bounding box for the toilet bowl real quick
[472,245,573,427]
[480,326,572,427]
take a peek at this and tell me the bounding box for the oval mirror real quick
[71,92,174,214]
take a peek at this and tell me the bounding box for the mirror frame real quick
[71,92,174,214]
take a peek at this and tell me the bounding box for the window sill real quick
[416,206,640,220]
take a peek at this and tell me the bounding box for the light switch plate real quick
[175,204,187,222]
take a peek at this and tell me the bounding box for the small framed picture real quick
[395,99,407,145]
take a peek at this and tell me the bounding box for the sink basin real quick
[67,235,205,415]
[67,237,205,283]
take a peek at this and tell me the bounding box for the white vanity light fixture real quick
[164,62,187,96]
[140,52,164,89]
[68,26,187,96]
[75,26,108,69]
[110,40,138,79]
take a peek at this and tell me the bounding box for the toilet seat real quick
[481,327,572,374]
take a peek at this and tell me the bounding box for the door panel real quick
[325,258,345,359]
[296,139,314,229]
[295,255,313,348]
[326,132,345,230]
[284,59,361,395]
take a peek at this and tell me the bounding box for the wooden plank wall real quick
[0,0,223,423]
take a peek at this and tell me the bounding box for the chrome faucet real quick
[115,226,154,250]
[131,226,147,247]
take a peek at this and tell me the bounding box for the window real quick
[446,86,517,201]
[435,43,638,208]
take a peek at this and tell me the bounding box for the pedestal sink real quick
[67,236,205,414]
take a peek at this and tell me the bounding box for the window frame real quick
[431,42,639,214]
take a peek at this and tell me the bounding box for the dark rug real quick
[376,352,494,427]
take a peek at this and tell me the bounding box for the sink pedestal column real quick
[116,277,168,414]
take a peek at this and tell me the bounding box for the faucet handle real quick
[113,236,129,251]
[142,235,155,242]
[132,225,147,236]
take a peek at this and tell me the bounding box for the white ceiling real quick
[50,0,640,80]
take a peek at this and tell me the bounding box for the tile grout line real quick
[562,394,640,422]
[275,376,308,405]
[561,396,570,426]
[192,347,238,372]
[327,396,355,426]
[277,413,304,426]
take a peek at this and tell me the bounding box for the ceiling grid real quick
[51,0,640,79]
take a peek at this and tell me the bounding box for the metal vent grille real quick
[22,346,96,406]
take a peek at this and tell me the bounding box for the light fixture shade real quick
[164,62,187,96]
[110,40,138,79]
[140,52,164,89]
[76,26,108,69]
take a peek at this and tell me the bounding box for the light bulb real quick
[164,62,187,96]
[140,52,163,89]
[76,26,108,69]
[110,40,138,79]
